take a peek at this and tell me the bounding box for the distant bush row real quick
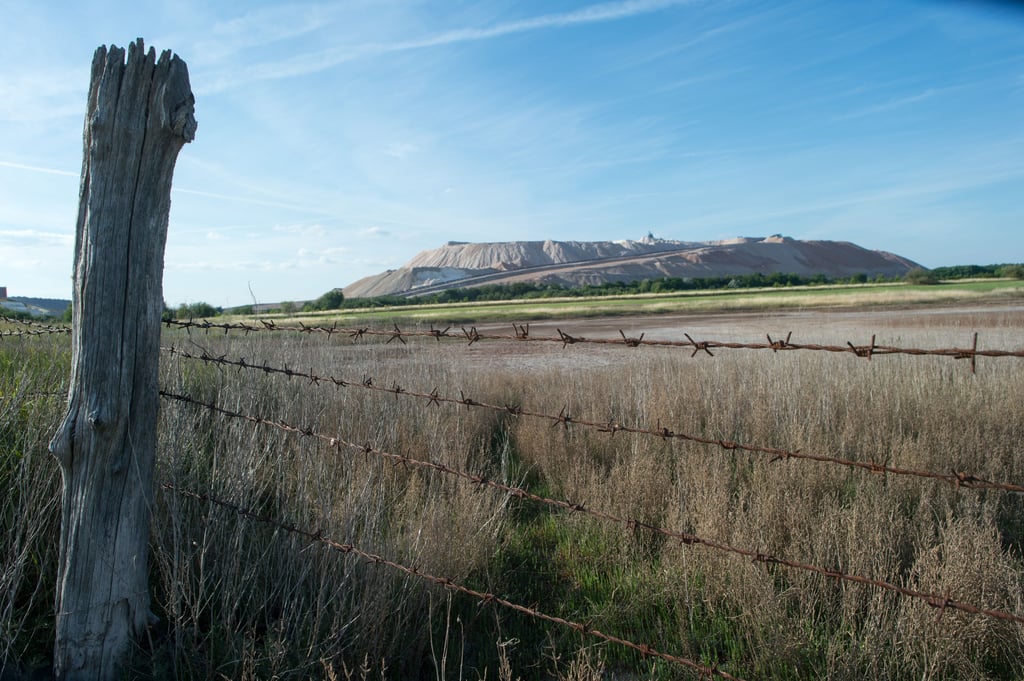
[168,263,1023,319]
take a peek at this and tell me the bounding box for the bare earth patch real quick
[454,302,1024,372]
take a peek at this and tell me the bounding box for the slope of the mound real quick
[405,237,694,271]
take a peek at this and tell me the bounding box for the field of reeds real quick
[2,307,1023,680]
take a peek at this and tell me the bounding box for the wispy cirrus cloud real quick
[187,2,347,64]
[357,225,390,238]
[0,228,74,248]
[0,160,77,176]
[0,68,86,123]
[832,84,967,122]
[201,0,697,91]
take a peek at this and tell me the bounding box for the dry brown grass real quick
[503,321,1024,678]
[2,310,1023,679]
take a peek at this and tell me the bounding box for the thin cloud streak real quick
[0,160,78,177]
[688,161,1024,231]
[833,87,947,122]
[201,0,696,92]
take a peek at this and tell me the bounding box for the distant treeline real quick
[188,263,1021,318]
[347,271,886,308]
[322,265,1024,310]
[928,263,1024,280]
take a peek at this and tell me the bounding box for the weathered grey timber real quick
[48,39,195,680]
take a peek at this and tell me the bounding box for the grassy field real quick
[2,294,1023,680]
[242,279,1024,328]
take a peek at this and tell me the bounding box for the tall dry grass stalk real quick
[2,314,1022,679]
[0,335,67,675]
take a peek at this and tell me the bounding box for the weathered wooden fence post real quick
[48,39,195,680]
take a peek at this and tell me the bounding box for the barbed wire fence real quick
[10,316,1024,677]
[160,345,1024,495]
[158,388,1024,630]
[156,317,1024,676]
[163,318,1024,373]
[0,314,72,338]
[163,481,747,681]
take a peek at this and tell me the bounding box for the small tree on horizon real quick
[997,264,1024,280]
[307,288,345,311]
[905,267,940,285]
[175,301,220,318]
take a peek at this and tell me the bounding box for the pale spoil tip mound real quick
[343,235,921,298]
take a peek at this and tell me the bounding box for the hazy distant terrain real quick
[0,296,71,317]
[344,234,920,298]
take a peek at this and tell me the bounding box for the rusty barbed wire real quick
[0,315,72,338]
[161,346,1024,496]
[159,390,1024,629]
[162,319,1024,371]
[163,482,747,680]
[0,314,69,330]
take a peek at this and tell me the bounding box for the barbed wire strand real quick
[0,314,69,329]
[163,319,1024,371]
[162,346,1024,496]
[159,390,1024,628]
[164,482,747,680]
[0,314,71,335]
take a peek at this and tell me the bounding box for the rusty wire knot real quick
[766,331,793,351]
[462,326,482,346]
[557,329,584,347]
[386,324,406,345]
[349,327,367,340]
[513,323,530,340]
[684,333,714,357]
[619,330,645,347]
[952,470,984,488]
[428,325,450,341]
[847,335,877,359]
[552,406,572,429]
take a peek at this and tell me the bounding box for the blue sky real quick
[1,0,1022,307]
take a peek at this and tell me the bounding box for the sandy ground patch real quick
[448,302,1024,372]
